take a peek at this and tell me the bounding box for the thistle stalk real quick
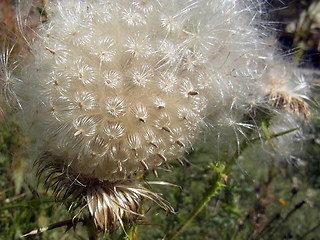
[167,164,223,240]
[85,216,99,240]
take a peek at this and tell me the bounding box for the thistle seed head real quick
[13,0,274,181]
[4,0,312,233]
[17,0,234,181]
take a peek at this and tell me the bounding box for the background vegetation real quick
[0,0,319,239]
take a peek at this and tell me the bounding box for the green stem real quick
[130,225,137,240]
[224,124,299,174]
[166,120,299,240]
[166,165,222,240]
[117,224,136,240]
[85,216,99,240]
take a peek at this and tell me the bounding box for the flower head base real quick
[36,153,173,233]
[87,181,173,232]
[263,64,311,119]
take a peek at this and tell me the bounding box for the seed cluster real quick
[16,0,300,182]
[20,0,238,180]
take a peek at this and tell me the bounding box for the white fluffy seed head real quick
[16,0,242,180]
[11,0,284,181]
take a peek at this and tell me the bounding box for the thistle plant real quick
[0,0,313,237]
